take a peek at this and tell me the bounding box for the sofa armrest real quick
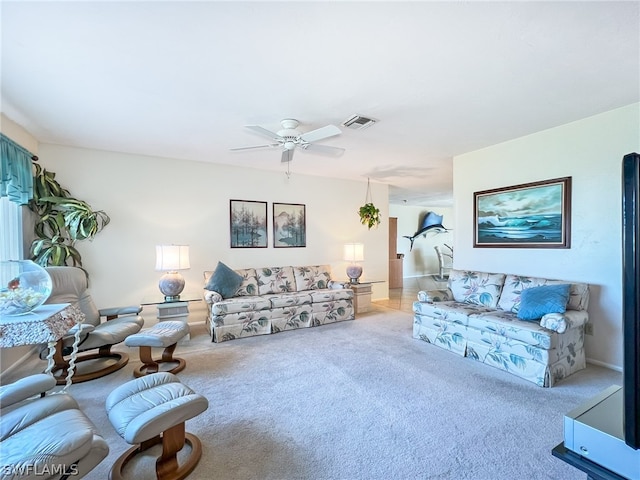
[204,289,223,304]
[0,374,56,409]
[417,289,453,303]
[328,280,350,290]
[540,309,589,334]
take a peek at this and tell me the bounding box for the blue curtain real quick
[0,133,34,205]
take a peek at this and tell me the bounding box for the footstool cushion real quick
[125,321,189,349]
[106,372,207,444]
[125,321,190,377]
[105,373,208,480]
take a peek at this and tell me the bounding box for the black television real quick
[622,152,640,450]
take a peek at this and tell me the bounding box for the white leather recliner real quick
[0,374,108,479]
[40,266,144,384]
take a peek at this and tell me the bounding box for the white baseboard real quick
[586,357,622,373]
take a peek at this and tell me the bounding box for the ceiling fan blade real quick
[230,144,279,151]
[302,143,345,156]
[245,125,283,141]
[298,124,341,143]
[281,148,294,163]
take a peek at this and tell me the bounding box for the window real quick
[0,196,23,260]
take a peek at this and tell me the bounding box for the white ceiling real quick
[2,1,639,206]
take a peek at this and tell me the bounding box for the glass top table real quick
[140,293,203,306]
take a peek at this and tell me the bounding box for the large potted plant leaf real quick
[29,163,110,266]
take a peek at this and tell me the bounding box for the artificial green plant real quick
[358,178,381,229]
[28,162,110,266]
[358,203,381,229]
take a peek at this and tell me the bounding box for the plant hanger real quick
[358,178,381,230]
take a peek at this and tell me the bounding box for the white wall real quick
[389,204,454,277]
[453,103,640,370]
[35,144,390,324]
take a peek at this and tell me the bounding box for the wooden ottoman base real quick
[134,344,186,378]
[109,422,202,480]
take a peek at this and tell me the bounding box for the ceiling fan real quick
[230,119,345,163]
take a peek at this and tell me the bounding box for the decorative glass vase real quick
[0,260,52,316]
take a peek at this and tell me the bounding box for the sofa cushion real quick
[211,295,271,315]
[257,267,296,295]
[517,284,570,321]
[309,289,353,303]
[413,300,495,324]
[293,265,332,291]
[466,310,554,349]
[266,292,313,308]
[234,268,259,296]
[498,274,589,313]
[205,262,244,299]
[448,270,506,308]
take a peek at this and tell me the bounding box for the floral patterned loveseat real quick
[204,265,354,342]
[413,269,590,387]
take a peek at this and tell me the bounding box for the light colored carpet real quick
[3,305,621,480]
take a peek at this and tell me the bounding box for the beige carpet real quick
[3,305,621,480]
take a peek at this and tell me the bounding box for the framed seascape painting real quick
[273,203,306,248]
[474,177,571,248]
[230,200,268,248]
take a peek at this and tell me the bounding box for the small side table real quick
[349,281,385,315]
[141,294,202,341]
[0,303,83,391]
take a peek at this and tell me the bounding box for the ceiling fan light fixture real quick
[284,141,296,150]
[342,114,377,130]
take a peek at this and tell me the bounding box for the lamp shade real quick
[155,245,190,271]
[343,243,364,262]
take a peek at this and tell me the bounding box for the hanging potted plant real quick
[359,203,381,229]
[28,162,110,266]
[358,178,381,229]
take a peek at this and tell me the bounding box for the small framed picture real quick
[230,200,268,248]
[273,203,306,248]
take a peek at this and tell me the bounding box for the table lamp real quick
[344,243,364,284]
[155,245,190,301]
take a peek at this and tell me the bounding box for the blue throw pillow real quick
[517,284,571,321]
[205,261,243,299]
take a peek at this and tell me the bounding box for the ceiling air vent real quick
[342,114,377,130]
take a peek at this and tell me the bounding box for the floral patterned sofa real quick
[413,269,590,387]
[204,264,354,342]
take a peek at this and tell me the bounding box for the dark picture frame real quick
[474,177,571,248]
[273,203,306,248]
[230,200,268,248]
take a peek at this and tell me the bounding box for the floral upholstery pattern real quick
[211,295,272,315]
[205,264,354,342]
[234,268,259,296]
[448,270,506,308]
[417,289,453,303]
[257,267,296,295]
[497,274,590,313]
[311,300,353,326]
[413,269,589,387]
[204,268,258,297]
[293,265,332,292]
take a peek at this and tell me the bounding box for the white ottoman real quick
[105,372,209,480]
[125,321,189,377]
